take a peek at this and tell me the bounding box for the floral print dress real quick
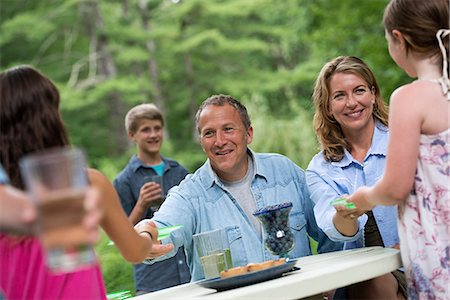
[398,128,450,300]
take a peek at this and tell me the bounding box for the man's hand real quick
[135,220,174,259]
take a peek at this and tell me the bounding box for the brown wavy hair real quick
[312,56,389,162]
[0,66,69,189]
[384,0,449,76]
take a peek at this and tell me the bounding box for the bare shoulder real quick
[87,168,106,183]
[397,80,445,98]
[86,168,119,210]
[87,168,112,190]
[390,81,448,133]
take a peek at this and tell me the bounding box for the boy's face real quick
[129,118,163,156]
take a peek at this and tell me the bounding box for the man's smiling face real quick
[198,103,253,182]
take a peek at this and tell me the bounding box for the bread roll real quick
[220,266,248,278]
[247,260,274,272]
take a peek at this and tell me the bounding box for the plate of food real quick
[197,258,299,291]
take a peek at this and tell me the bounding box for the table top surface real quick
[131,246,402,300]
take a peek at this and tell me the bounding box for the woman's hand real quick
[332,194,367,236]
[332,194,366,221]
[334,205,364,221]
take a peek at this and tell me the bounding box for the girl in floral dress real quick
[348,0,449,298]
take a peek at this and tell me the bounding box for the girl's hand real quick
[347,187,376,211]
[333,205,364,221]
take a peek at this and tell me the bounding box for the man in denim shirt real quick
[113,104,190,294]
[139,95,341,281]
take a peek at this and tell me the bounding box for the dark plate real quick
[197,259,299,292]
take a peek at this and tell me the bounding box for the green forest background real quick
[1,0,410,295]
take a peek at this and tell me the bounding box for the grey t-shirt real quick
[223,155,261,238]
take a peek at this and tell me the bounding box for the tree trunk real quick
[80,0,129,154]
[137,0,169,138]
[180,18,199,141]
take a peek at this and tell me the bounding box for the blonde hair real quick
[125,103,164,133]
[312,56,389,162]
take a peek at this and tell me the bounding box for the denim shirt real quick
[141,150,342,281]
[0,165,8,184]
[113,155,191,292]
[306,122,399,250]
[114,155,189,218]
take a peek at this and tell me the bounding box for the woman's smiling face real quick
[329,72,376,136]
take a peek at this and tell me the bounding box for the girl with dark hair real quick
[0,66,171,299]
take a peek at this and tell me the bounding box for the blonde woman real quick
[306,56,406,299]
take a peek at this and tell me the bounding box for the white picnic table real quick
[130,246,402,300]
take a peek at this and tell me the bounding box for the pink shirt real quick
[0,234,106,299]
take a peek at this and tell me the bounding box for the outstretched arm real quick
[306,169,364,241]
[88,168,172,263]
[348,85,422,209]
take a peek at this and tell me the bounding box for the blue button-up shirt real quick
[113,155,191,292]
[306,122,399,249]
[142,150,342,281]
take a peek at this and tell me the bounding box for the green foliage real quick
[303,0,410,102]
[160,140,206,173]
[247,95,318,169]
[95,232,135,295]
[1,13,55,43]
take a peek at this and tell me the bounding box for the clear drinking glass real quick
[20,147,96,273]
[143,175,164,209]
[193,228,233,279]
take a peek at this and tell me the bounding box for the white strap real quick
[436,29,450,100]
